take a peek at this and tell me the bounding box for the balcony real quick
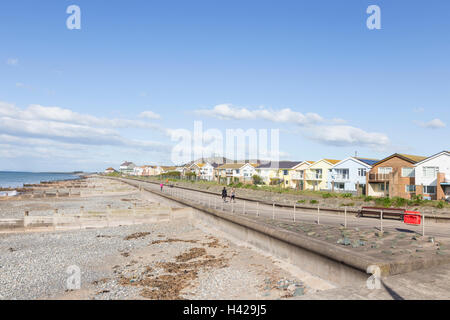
[304,173,322,180]
[331,175,350,182]
[291,173,304,180]
[368,173,391,182]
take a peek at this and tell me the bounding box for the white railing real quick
[291,173,303,180]
[304,173,322,180]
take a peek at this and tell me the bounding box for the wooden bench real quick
[357,207,405,221]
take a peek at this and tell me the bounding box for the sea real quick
[0,171,81,189]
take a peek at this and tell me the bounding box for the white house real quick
[187,162,218,181]
[327,157,378,194]
[119,161,136,175]
[414,151,450,201]
[215,163,258,184]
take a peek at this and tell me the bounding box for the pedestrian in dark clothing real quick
[221,187,228,202]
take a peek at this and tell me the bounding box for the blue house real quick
[327,157,379,194]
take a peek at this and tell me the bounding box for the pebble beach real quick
[0,176,333,300]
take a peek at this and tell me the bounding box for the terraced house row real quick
[114,151,450,201]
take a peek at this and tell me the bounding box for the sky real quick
[1,0,449,172]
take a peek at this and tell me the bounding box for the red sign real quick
[404,211,421,225]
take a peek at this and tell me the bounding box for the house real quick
[104,167,116,174]
[132,165,158,176]
[142,165,158,176]
[215,163,258,184]
[162,166,177,173]
[255,162,280,186]
[256,161,301,187]
[303,159,341,191]
[414,151,450,201]
[119,161,136,175]
[366,153,427,199]
[133,166,146,176]
[289,161,314,189]
[195,163,219,181]
[327,157,378,195]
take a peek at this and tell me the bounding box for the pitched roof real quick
[355,157,380,166]
[414,151,450,166]
[398,154,428,163]
[373,153,427,166]
[120,161,134,167]
[257,161,302,169]
[323,159,341,165]
[216,163,257,169]
[160,166,177,171]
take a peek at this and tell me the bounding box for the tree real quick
[252,174,263,185]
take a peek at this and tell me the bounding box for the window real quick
[380,183,385,191]
[235,169,240,174]
[378,167,392,174]
[358,168,367,177]
[423,186,436,194]
[283,170,288,176]
[315,169,322,179]
[423,167,438,178]
[405,185,416,192]
[402,167,415,177]
[336,183,345,190]
[336,169,349,179]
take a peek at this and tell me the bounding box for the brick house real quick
[366,153,427,199]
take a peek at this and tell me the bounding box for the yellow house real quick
[304,159,340,191]
[289,161,314,189]
[256,161,301,187]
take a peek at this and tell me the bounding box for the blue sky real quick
[1,0,449,171]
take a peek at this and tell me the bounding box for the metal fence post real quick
[344,206,347,228]
[317,205,320,225]
[293,203,296,222]
[380,209,383,233]
[256,202,259,217]
[422,212,425,237]
[272,203,275,220]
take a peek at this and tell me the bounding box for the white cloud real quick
[305,125,390,150]
[6,58,18,66]
[194,103,391,150]
[0,101,171,161]
[195,104,323,125]
[0,102,166,131]
[417,118,446,129]
[139,110,161,120]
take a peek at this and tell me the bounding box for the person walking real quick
[230,187,236,203]
[221,187,228,202]
[160,183,164,192]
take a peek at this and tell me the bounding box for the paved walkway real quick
[125,178,450,239]
[295,262,450,300]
